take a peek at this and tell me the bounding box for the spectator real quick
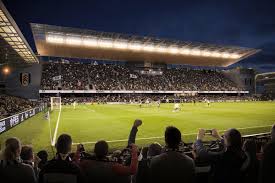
[125,119,163,183]
[72,143,93,160]
[136,142,162,183]
[37,150,48,170]
[0,137,37,183]
[149,126,195,183]
[20,145,40,178]
[242,139,259,183]
[79,141,138,183]
[194,128,247,183]
[39,134,82,183]
[260,124,275,183]
[147,142,162,158]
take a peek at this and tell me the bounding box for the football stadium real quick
[0,0,275,183]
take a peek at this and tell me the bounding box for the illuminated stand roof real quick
[0,0,38,64]
[31,23,259,67]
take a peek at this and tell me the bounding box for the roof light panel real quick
[128,42,142,51]
[44,32,248,60]
[9,26,16,33]
[168,46,179,54]
[65,36,82,45]
[155,45,167,53]
[143,44,155,52]
[191,49,201,56]
[46,34,64,44]
[82,37,98,47]
[211,52,222,57]
[113,40,128,49]
[180,48,191,55]
[98,38,113,48]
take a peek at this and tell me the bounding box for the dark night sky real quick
[2,0,275,72]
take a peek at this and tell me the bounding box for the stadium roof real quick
[0,1,38,64]
[31,23,260,67]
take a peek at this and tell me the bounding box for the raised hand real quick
[197,129,206,140]
[133,119,142,128]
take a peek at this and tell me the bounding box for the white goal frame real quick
[50,97,61,111]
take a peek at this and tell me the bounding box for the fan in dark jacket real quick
[20,145,40,179]
[78,119,140,183]
[39,134,82,183]
[136,142,162,183]
[149,126,196,183]
[194,128,247,183]
[242,139,259,183]
[0,137,37,183]
[260,124,275,183]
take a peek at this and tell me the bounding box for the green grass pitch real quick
[1,102,275,156]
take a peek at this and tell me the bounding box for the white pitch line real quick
[72,124,273,145]
[47,112,53,145]
[72,135,165,145]
[234,125,273,130]
[51,107,62,146]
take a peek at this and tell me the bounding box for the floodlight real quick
[143,44,155,52]
[180,48,191,55]
[191,49,201,56]
[202,51,211,57]
[230,54,241,59]
[128,42,142,51]
[65,36,81,45]
[113,40,128,49]
[168,46,179,54]
[155,46,167,53]
[46,35,64,44]
[98,39,113,48]
[211,51,221,57]
[3,67,10,74]
[221,52,230,59]
[83,37,98,47]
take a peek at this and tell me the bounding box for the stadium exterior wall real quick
[0,105,44,134]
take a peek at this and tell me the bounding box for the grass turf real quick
[0,102,275,156]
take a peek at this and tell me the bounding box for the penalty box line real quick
[72,124,273,145]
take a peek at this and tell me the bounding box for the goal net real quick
[50,97,61,111]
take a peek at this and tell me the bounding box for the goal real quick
[50,97,61,111]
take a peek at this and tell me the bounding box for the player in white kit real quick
[173,103,181,112]
[73,101,77,109]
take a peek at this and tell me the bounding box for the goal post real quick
[50,97,61,111]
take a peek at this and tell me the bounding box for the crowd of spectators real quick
[41,62,241,91]
[41,63,89,90]
[0,95,37,119]
[0,120,274,183]
[40,94,258,105]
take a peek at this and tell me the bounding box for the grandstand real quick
[0,0,275,183]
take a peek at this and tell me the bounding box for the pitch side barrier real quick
[39,90,249,94]
[0,105,45,134]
